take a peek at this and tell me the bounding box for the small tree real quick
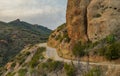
[106,34,115,44]
[105,42,120,60]
[64,63,76,76]
[85,67,102,76]
[73,41,85,57]
[72,41,85,71]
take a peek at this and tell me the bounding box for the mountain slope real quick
[0,19,52,66]
[9,19,51,35]
[1,43,120,76]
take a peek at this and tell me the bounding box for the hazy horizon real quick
[0,0,67,30]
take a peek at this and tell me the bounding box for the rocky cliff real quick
[67,0,120,43]
[48,0,120,61]
[66,0,90,43]
[87,0,120,42]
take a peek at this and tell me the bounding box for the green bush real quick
[106,34,115,44]
[73,41,85,57]
[29,47,46,68]
[6,72,15,76]
[38,60,63,72]
[98,47,106,56]
[64,63,76,76]
[85,67,102,76]
[11,62,16,67]
[25,51,31,56]
[90,41,99,48]
[105,42,120,60]
[18,68,27,76]
[97,41,120,60]
[19,58,26,65]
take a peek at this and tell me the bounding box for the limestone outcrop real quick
[66,0,90,43]
[66,0,120,43]
[48,0,120,60]
[87,0,120,42]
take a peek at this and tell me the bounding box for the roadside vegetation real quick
[29,47,46,68]
[85,67,102,76]
[72,34,120,60]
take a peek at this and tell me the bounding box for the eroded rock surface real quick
[66,0,90,43]
[87,0,120,42]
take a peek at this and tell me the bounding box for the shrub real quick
[18,68,27,76]
[90,41,99,48]
[49,61,63,71]
[98,47,106,56]
[29,47,46,68]
[25,51,31,56]
[38,59,63,74]
[105,42,120,60]
[106,34,115,44]
[73,41,85,57]
[6,72,16,76]
[85,67,102,76]
[94,14,101,18]
[19,58,26,65]
[11,62,16,67]
[64,63,76,76]
[37,47,46,52]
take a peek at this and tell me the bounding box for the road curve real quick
[38,43,120,67]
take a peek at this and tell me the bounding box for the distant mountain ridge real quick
[9,19,51,35]
[0,19,52,66]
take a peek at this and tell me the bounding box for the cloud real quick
[0,0,67,29]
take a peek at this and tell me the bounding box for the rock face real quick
[87,0,120,42]
[66,0,90,43]
[66,0,120,42]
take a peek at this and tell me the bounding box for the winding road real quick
[38,43,120,67]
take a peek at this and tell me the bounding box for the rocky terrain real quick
[48,0,120,62]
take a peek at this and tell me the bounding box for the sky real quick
[0,0,67,30]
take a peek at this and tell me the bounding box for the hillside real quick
[1,43,119,76]
[48,0,120,62]
[0,19,52,66]
[0,44,67,76]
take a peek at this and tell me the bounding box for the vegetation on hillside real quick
[72,34,120,60]
[85,67,102,76]
[1,45,77,76]
[0,19,51,66]
[50,23,71,43]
